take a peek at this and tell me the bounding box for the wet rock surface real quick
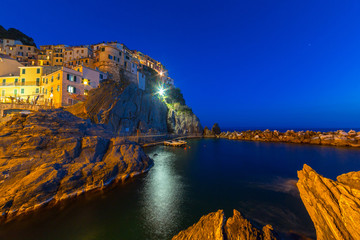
[0,109,153,218]
[297,164,360,240]
[172,209,278,240]
[206,129,360,148]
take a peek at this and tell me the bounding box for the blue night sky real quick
[2,0,360,129]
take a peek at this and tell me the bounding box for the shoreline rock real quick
[204,129,360,148]
[297,164,360,240]
[172,209,278,240]
[0,109,153,220]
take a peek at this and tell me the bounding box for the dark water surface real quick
[1,139,360,240]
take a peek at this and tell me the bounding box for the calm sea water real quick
[1,139,360,240]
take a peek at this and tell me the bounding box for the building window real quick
[51,76,53,82]
[67,85,76,93]
[74,76,77,82]
[126,56,130,60]
[36,88,39,93]
[85,59,88,63]
[124,62,127,67]
[14,89,17,96]
[101,47,105,52]
[108,54,113,60]
[22,69,25,74]
[51,87,53,93]
[1,90,5,96]
[57,73,60,80]
[46,78,48,84]
[37,68,40,74]
[36,78,40,85]
[60,59,62,62]
[114,56,117,61]
[20,46,23,50]
[45,89,47,94]
[56,59,58,62]
[100,74,103,80]
[21,78,25,85]
[21,88,24,94]
[57,85,60,92]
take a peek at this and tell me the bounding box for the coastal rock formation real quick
[203,123,221,137]
[167,108,202,134]
[0,109,153,218]
[297,164,360,240]
[212,129,360,148]
[67,81,202,135]
[172,209,277,240]
[68,81,168,134]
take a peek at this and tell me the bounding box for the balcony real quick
[2,81,41,87]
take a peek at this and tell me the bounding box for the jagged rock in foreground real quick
[297,164,360,240]
[172,209,277,240]
[0,109,153,218]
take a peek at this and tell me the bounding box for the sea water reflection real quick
[1,139,360,239]
[141,150,185,237]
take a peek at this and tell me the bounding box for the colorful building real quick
[0,58,43,103]
[41,66,107,107]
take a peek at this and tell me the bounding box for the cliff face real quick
[67,81,202,135]
[84,81,168,134]
[167,108,202,134]
[0,109,153,218]
[172,209,277,240]
[297,165,360,240]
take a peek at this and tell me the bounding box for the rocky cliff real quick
[0,109,153,218]
[67,80,202,135]
[172,209,277,240]
[297,165,360,240]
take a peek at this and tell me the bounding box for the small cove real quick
[1,138,360,239]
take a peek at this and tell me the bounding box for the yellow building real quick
[0,65,43,103]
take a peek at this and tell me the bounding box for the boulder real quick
[172,209,277,240]
[297,164,360,240]
[211,123,221,135]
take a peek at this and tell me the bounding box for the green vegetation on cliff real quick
[0,25,36,46]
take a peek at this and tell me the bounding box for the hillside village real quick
[0,28,174,108]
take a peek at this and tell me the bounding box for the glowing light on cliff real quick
[158,87,165,96]
[159,71,164,77]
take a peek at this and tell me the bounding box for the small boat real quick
[164,140,187,147]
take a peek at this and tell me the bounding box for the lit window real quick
[67,85,76,93]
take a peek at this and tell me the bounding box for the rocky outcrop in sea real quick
[0,109,152,218]
[205,129,360,147]
[172,209,278,240]
[297,164,360,240]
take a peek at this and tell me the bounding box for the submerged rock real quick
[0,109,153,218]
[297,164,360,240]
[172,209,277,240]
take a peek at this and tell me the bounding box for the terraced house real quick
[0,54,107,107]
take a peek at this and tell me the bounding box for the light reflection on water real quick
[141,150,184,237]
[1,139,360,240]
